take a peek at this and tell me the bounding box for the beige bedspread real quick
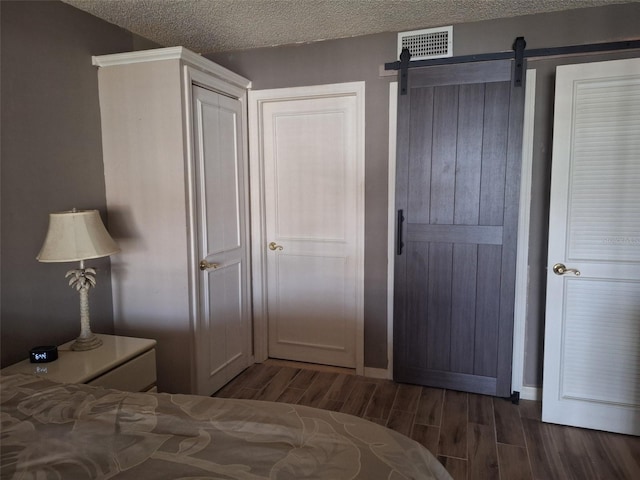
[1,374,451,479]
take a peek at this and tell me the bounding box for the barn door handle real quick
[396,209,405,255]
[552,263,580,276]
[199,260,220,271]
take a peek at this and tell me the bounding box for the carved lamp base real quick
[70,334,103,351]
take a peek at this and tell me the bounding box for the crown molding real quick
[92,46,251,89]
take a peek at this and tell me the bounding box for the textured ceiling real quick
[62,0,634,54]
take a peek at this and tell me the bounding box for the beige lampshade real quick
[37,209,120,262]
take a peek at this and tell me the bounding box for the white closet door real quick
[192,85,251,395]
[543,58,640,435]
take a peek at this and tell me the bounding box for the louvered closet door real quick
[542,58,640,435]
[394,60,525,397]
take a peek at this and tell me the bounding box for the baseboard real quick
[520,386,542,401]
[364,367,392,380]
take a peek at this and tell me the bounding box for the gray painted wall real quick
[207,2,640,385]
[210,34,398,369]
[1,0,638,388]
[0,0,158,366]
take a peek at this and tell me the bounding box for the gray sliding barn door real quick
[393,60,525,397]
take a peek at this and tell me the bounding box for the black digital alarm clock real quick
[29,346,58,363]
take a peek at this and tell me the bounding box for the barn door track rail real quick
[387,36,640,94]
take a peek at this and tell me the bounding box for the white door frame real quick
[511,69,538,400]
[248,82,366,375]
[385,72,537,397]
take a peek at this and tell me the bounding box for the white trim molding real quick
[520,386,542,402]
[93,46,251,90]
[385,81,398,380]
[364,367,392,380]
[511,69,537,397]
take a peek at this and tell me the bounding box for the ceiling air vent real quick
[397,26,453,61]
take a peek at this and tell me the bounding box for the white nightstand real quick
[2,334,157,392]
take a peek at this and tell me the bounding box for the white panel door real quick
[543,58,640,435]
[259,86,364,368]
[192,85,251,395]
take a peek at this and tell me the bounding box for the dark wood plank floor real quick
[213,360,640,480]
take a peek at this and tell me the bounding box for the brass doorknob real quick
[199,260,220,271]
[268,242,283,251]
[552,263,580,276]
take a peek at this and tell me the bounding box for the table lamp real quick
[37,209,120,351]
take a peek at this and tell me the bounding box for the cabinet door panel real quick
[88,349,156,392]
[193,85,251,395]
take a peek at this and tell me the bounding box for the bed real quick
[1,373,452,479]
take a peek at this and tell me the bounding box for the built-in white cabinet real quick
[94,47,252,395]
